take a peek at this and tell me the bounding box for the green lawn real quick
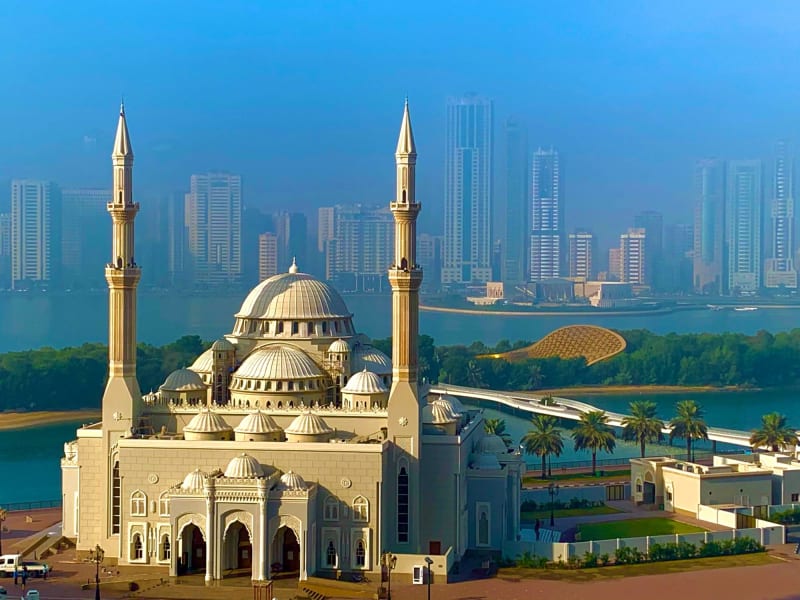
[578,517,706,541]
[497,552,776,582]
[522,505,621,521]
[523,470,630,487]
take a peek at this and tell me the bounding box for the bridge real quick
[428,383,754,449]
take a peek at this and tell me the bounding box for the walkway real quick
[430,383,756,448]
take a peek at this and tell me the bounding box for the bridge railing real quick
[2,499,62,511]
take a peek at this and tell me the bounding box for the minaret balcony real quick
[390,201,422,213]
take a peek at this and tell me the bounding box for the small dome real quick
[432,397,461,420]
[181,469,207,491]
[328,339,350,354]
[477,434,509,455]
[189,348,214,373]
[285,411,334,436]
[235,410,282,434]
[211,338,235,351]
[351,343,392,374]
[160,368,206,392]
[236,271,351,321]
[278,470,308,491]
[342,369,387,394]
[224,453,264,478]
[184,408,232,433]
[440,394,467,414]
[235,345,323,380]
[423,402,456,425]
[470,452,502,470]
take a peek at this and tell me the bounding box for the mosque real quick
[61,102,524,582]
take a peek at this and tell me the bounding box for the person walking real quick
[13,566,18,585]
[21,566,28,593]
[534,518,541,541]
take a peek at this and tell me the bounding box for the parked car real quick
[25,591,40,600]
[0,555,49,578]
[0,584,7,596]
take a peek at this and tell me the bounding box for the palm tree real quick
[521,415,564,479]
[669,400,708,462]
[750,412,799,452]
[621,400,664,458]
[484,418,513,447]
[572,411,616,476]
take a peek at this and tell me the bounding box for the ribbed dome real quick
[351,344,392,374]
[235,345,323,380]
[432,397,461,420]
[423,402,457,425]
[235,410,282,434]
[236,270,351,320]
[328,339,350,354]
[285,411,334,435]
[211,338,235,351]
[342,369,387,394]
[440,394,467,414]
[224,453,264,478]
[189,348,214,372]
[181,469,206,491]
[470,452,502,470]
[477,434,509,455]
[184,409,232,433]
[278,470,308,491]
[160,368,206,392]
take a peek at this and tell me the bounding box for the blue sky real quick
[3,1,800,245]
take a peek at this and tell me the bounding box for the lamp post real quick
[89,544,105,600]
[0,507,6,555]
[424,556,433,600]
[547,483,559,527]
[381,551,397,599]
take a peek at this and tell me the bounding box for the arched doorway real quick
[223,521,253,572]
[272,526,300,577]
[179,524,206,575]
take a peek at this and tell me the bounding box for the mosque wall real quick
[75,432,106,552]
[466,470,508,550]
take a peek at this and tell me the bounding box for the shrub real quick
[733,537,764,554]
[566,556,582,570]
[698,540,722,557]
[582,552,599,568]
[598,553,611,566]
[649,541,697,562]
[515,551,548,569]
[771,508,800,525]
[614,546,645,565]
[676,541,698,559]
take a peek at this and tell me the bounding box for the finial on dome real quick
[289,257,298,274]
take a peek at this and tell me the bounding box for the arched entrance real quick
[272,526,300,577]
[179,524,206,575]
[223,521,253,572]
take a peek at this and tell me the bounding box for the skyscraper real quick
[693,159,726,294]
[726,160,763,293]
[323,204,394,291]
[258,232,278,281]
[273,211,307,273]
[663,223,694,293]
[633,210,662,287]
[608,247,622,281]
[765,141,797,289]
[417,233,442,291]
[568,230,594,279]
[11,179,59,289]
[61,188,110,289]
[318,206,335,253]
[503,118,528,285]
[442,95,493,285]
[186,173,242,286]
[0,213,10,289]
[530,148,563,281]
[620,228,647,284]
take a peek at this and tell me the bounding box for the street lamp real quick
[0,507,6,555]
[88,544,105,600]
[547,483,560,527]
[424,556,433,600]
[381,551,397,600]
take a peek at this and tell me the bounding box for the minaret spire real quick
[387,99,423,552]
[102,104,142,445]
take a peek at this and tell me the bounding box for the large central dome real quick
[236,266,351,321]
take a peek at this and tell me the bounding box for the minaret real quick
[102,103,142,438]
[387,100,423,551]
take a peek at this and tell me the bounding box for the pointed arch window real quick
[111,460,121,534]
[355,539,366,567]
[130,490,147,516]
[326,540,338,567]
[132,533,144,560]
[160,534,171,561]
[158,491,170,517]
[352,496,369,522]
[324,496,339,521]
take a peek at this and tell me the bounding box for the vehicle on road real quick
[25,591,40,600]
[0,555,50,578]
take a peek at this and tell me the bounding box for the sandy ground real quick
[0,410,100,431]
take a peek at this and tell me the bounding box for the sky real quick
[3,1,800,248]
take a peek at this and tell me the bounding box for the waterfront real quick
[5,388,799,504]
[2,292,800,352]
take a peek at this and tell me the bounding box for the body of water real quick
[2,292,800,352]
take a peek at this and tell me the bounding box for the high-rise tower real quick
[530,148,563,281]
[102,104,142,438]
[765,141,797,289]
[387,100,423,552]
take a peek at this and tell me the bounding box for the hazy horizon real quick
[4,1,800,248]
